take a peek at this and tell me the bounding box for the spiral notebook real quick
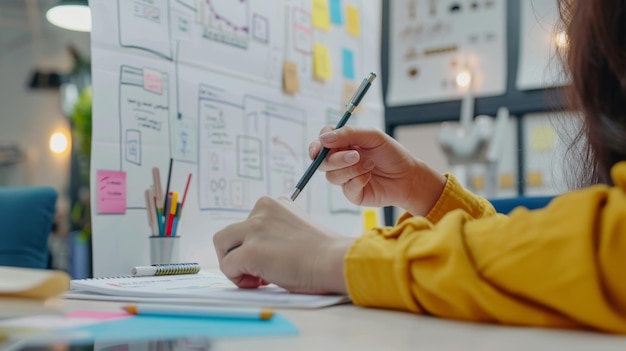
[66,271,350,309]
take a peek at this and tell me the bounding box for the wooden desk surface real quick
[63,299,626,351]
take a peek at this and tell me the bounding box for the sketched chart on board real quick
[119,65,171,208]
[118,0,172,59]
[197,0,250,49]
[244,96,306,198]
[185,0,282,82]
[197,85,307,212]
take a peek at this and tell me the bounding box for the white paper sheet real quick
[386,0,507,106]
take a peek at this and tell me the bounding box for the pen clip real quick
[346,72,376,113]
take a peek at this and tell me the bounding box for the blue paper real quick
[330,0,343,24]
[69,314,298,342]
[342,48,355,80]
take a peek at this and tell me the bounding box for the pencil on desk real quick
[122,303,274,320]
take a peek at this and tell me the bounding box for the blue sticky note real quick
[342,48,355,80]
[330,0,343,24]
[69,314,299,342]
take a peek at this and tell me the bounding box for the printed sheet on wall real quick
[89,0,384,277]
[385,0,507,106]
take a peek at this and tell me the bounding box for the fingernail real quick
[344,151,359,163]
[362,159,375,170]
[319,131,338,142]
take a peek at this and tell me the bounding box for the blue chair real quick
[488,196,554,214]
[0,187,57,269]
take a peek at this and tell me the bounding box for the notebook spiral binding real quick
[152,262,201,276]
[82,263,201,280]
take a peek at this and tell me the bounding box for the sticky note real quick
[329,0,343,24]
[67,310,131,321]
[97,170,127,214]
[313,43,333,80]
[530,125,555,152]
[312,0,331,30]
[283,60,300,93]
[345,5,360,37]
[363,209,379,231]
[471,175,485,190]
[342,48,355,80]
[143,68,164,95]
[526,171,544,187]
[499,173,515,189]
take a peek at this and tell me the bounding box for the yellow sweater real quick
[345,162,626,333]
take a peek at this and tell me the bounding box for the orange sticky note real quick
[313,43,332,80]
[312,0,331,30]
[346,5,360,37]
[283,60,300,93]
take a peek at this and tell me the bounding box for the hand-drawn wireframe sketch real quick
[119,65,171,208]
[118,0,172,59]
[197,85,307,212]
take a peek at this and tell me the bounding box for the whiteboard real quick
[386,0,507,106]
[89,0,384,277]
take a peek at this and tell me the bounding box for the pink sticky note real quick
[143,68,164,94]
[97,170,127,214]
[67,310,132,321]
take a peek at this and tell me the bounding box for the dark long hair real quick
[558,0,626,187]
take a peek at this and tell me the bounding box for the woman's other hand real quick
[213,196,353,294]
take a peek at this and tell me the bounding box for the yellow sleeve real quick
[345,164,626,333]
[396,174,497,225]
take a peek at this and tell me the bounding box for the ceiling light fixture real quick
[46,0,91,32]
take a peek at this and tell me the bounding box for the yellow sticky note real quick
[346,5,360,37]
[363,208,379,231]
[530,125,555,152]
[312,0,331,31]
[471,175,485,191]
[313,43,333,80]
[499,172,515,189]
[526,171,544,187]
[283,60,300,94]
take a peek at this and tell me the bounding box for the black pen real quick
[289,72,376,201]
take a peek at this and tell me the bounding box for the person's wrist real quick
[403,161,446,217]
[318,236,354,294]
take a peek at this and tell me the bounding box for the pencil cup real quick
[149,236,180,265]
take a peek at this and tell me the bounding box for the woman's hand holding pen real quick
[213,196,353,294]
[310,126,447,217]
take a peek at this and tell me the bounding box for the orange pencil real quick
[166,192,179,236]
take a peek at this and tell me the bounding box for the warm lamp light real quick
[554,31,569,49]
[50,132,69,154]
[456,70,472,88]
[46,0,91,32]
